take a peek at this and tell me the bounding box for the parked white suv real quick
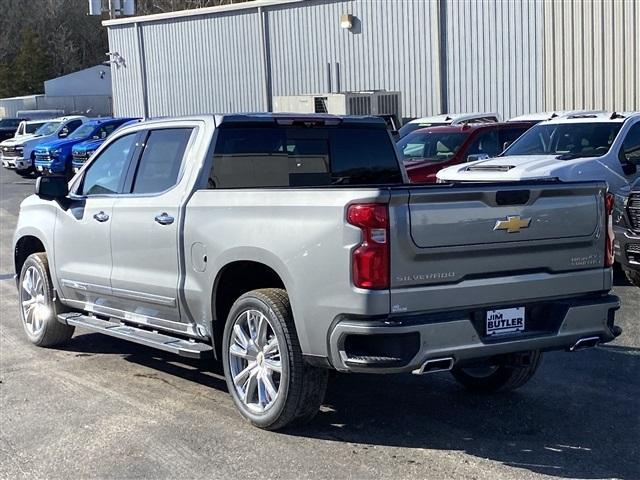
[1,116,87,175]
[398,112,500,139]
[437,111,640,194]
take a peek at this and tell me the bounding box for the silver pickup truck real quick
[13,114,621,430]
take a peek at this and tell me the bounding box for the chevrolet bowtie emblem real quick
[494,215,531,233]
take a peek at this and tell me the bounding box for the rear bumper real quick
[327,294,621,373]
[614,226,640,272]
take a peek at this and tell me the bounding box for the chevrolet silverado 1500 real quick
[13,114,621,430]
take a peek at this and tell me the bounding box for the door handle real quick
[154,212,174,225]
[93,211,109,223]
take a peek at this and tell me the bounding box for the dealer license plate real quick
[486,307,525,336]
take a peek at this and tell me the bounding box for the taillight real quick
[347,203,390,289]
[605,193,615,267]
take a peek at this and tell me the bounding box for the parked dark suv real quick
[397,121,536,183]
[614,178,640,287]
[0,118,24,142]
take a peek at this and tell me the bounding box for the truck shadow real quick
[60,333,639,479]
[288,346,640,479]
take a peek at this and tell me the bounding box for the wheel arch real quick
[14,234,47,279]
[209,252,298,358]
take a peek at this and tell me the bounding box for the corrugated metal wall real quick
[109,26,146,117]
[445,0,545,120]
[267,0,441,119]
[0,95,112,117]
[140,10,266,116]
[0,96,39,117]
[105,0,640,121]
[544,0,640,112]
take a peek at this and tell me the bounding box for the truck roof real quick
[410,121,536,135]
[127,113,388,128]
[47,115,88,123]
[540,111,640,125]
[218,113,388,127]
[407,112,500,125]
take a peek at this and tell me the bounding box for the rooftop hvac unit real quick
[274,91,402,120]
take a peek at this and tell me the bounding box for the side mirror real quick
[619,148,638,176]
[59,129,69,138]
[35,175,68,200]
[467,153,490,162]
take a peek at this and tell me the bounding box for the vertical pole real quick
[438,0,449,114]
[335,62,341,93]
[327,62,332,93]
[108,0,116,19]
[258,7,273,111]
[135,22,149,118]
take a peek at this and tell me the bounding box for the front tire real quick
[222,288,328,430]
[19,253,75,347]
[624,269,640,288]
[451,350,542,393]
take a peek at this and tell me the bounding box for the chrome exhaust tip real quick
[412,357,455,375]
[569,336,600,352]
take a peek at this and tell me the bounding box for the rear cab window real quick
[208,123,403,188]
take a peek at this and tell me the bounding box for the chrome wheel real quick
[20,266,49,336]
[228,309,282,414]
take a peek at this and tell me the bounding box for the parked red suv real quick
[397,121,536,183]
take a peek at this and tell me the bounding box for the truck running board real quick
[58,313,213,359]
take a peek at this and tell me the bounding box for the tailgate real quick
[389,182,609,313]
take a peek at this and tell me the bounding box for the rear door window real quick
[209,125,402,188]
[131,128,193,194]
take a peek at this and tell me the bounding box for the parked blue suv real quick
[34,117,135,175]
[71,118,141,173]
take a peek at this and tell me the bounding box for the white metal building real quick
[0,65,113,117]
[103,0,640,121]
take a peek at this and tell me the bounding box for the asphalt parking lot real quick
[0,170,638,480]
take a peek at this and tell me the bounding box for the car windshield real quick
[504,122,623,158]
[34,121,61,136]
[68,124,96,140]
[397,131,469,163]
[25,122,46,134]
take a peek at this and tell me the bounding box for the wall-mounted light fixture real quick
[340,14,354,30]
[105,51,126,68]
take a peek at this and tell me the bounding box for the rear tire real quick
[451,350,542,393]
[624,269,640,288]
[222,288,328,430]
[18,253,75,347]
